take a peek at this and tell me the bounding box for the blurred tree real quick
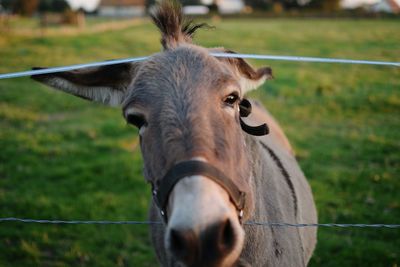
[39,0,70,13]
[0,0,13,10]
[307,0,340,11]
[13,0,39,16]
[38,0,51,12]
[180,0,201,5]
[281,0,302,8]
[243,0,272,10]
[272,1,284,13]
[244,0,339,10]
[52,0,69,12]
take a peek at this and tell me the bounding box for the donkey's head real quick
[32,1,272,266]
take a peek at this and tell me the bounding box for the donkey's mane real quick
[150,1,210,49]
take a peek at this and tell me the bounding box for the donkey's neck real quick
[241,135,306,266]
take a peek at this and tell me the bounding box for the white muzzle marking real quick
[165,174,245,266]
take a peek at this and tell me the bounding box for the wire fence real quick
[0,53,399,80]
[1,217,399,228]
[0,52,399,230]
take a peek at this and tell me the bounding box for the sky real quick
[66,0,101,11]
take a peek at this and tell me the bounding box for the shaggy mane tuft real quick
[150,1,211,49]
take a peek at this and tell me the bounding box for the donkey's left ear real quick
[31,62,141,106]
[213,49,273,95]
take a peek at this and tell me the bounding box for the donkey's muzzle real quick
[168,218,237,266]
[152,160,246,222]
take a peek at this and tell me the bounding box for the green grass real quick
[0,18,399,266]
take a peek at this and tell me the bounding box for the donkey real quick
[32,1,317,266]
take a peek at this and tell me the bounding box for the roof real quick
[370,0,400,12]
[341,0,400,10]
[387,0,400,12]
[99,0,145,6]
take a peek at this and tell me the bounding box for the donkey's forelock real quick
[150,1,211,49]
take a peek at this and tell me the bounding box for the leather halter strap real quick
[153,160,246,222]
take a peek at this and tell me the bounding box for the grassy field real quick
[0,18,399,267]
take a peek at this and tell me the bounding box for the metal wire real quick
[244,222,400,228]
[0,56,149,80]
[1,217,399,228]
[0,217,162,225]
[0,53,399,80]
[1,53,399,229]
[211,53,400,67]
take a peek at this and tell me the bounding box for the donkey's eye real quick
[126,114,147,129]
[224,92,240,107]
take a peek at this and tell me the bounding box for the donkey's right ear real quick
[31,62,141,106]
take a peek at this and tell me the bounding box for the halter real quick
[151,99,269,223]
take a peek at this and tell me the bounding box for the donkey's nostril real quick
[168,218,242,265]
[220,218,235,251]
[170,229,184,254]
[169,228,197,264]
